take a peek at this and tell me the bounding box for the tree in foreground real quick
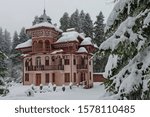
[99,0,150,99]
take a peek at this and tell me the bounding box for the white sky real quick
[0,0,114,36]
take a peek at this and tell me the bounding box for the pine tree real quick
[100,0,150,100]
[12,31,19,51]
[0,51,7,77]
[69,9,80,32]
[93,11,105,46]
[60,12,70,31]
[0,51,7,95]
[0,28,4,52]
[0,29,11,56]
[93,11,106,73]
[82,13,93,38]
[3,30,11,55]
[10,31,22,82]
[79,10,86,33]
[19,27,29,44]
[11,31,21,65]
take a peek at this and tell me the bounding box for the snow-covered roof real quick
[56,31,84,43]
[77,47,88,53]
[51,49,63,54]
[15,39,32,49]
[93,73,105,75]
[80,37,93,46]
[27,22,62,32]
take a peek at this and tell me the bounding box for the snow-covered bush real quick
[82,81,86,88]
[48,83,52,88]
[39,84,43,93]
[62,85,65,92]
[2,88,9,96]
[31,84,35,90]
[25,89,34,97]
[0,77,9,96]
[0,87,9,96]
[40,84,43,90]
[69,82,73,89]
[53,84,56,92]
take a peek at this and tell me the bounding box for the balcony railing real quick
[26,65,64,71]
[77,64,88,69]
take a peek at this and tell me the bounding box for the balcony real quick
[77,64,88,69]
[26,65,64,71]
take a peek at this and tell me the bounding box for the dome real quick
[32,9,52,25]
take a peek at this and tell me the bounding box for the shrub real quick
[62,85,65,92]
[53,84,56,91]
[40,84,43,90]
[25,89,34,97]
[0,87,9,96]
[31,84,35,90]
[69,82,73,89]
[48,83,52,88]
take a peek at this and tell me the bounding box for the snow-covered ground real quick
[0,83,106,100]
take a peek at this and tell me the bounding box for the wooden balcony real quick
[77,64,88,69]
[26,65,64,71]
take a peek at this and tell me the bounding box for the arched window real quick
[37,40,43,51]
[45,56,49,66]
[25,59,29,67]
[36,57,41,66]
[45,40,50,51]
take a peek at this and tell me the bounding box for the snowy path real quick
[0,83,106,100]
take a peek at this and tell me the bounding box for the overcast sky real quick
[0,0,114,36]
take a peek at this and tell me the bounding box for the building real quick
[93,73,106,82]
[16,10,97,88]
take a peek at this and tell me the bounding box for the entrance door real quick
[36,74,41,86]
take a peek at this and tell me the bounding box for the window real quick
[36,57,41,66]
[81,58,84,65]
[45,56,49,66]
[45,73,49,83]
[52,73,55,82]
[73,59,76,65]
[65,59,70,65]
[74,73,76,82]
[45,40,50,51]
[25,73,29,81]
[65,73,70,82]
[25,59,29,67]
